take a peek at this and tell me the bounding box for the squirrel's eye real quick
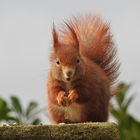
[56,60,60,65]
[77,58,80,64]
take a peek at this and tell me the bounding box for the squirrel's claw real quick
[68,89,79,105]
[57,91,68,106]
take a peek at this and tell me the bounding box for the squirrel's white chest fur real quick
[63,103,82,122]
[61,82,82,122]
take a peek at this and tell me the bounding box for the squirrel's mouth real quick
[66,77,71,81]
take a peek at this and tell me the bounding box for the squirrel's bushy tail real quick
[60,15,120,84]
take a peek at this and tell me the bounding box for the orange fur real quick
[47,15,120,123]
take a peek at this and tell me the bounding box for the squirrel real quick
[47,15,119,123]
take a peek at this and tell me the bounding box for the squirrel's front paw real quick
[57,91,68,106]
[68,89,79,105]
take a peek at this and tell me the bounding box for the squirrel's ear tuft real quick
[64,21,79,49]
[52,23,59,49]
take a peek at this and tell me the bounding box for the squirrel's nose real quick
[66,70,72,77]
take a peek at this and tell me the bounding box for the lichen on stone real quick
[0,122,119,140]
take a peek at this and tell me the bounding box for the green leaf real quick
[0,98,11,120]
[110,108,121,121]
[116,82,131,107]
[0,96,44,125]
[10,96,22,114]
[5,116,20,123]
[123,95,135,112]
[111,82,140,140]
[31,118,40,125]
[26,101,38,117]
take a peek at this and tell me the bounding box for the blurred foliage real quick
[111,82,140,140]
[0,96,43,125]
[0,82,140,140]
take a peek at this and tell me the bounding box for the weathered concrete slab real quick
[0,122,119,140]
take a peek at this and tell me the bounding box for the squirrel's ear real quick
[52,23,59,49]
[64,21,79,49]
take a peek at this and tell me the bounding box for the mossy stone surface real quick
[0,122,119,140]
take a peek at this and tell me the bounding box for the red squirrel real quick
[47,15,119,123]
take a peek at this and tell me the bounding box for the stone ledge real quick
[0,122,119,140]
